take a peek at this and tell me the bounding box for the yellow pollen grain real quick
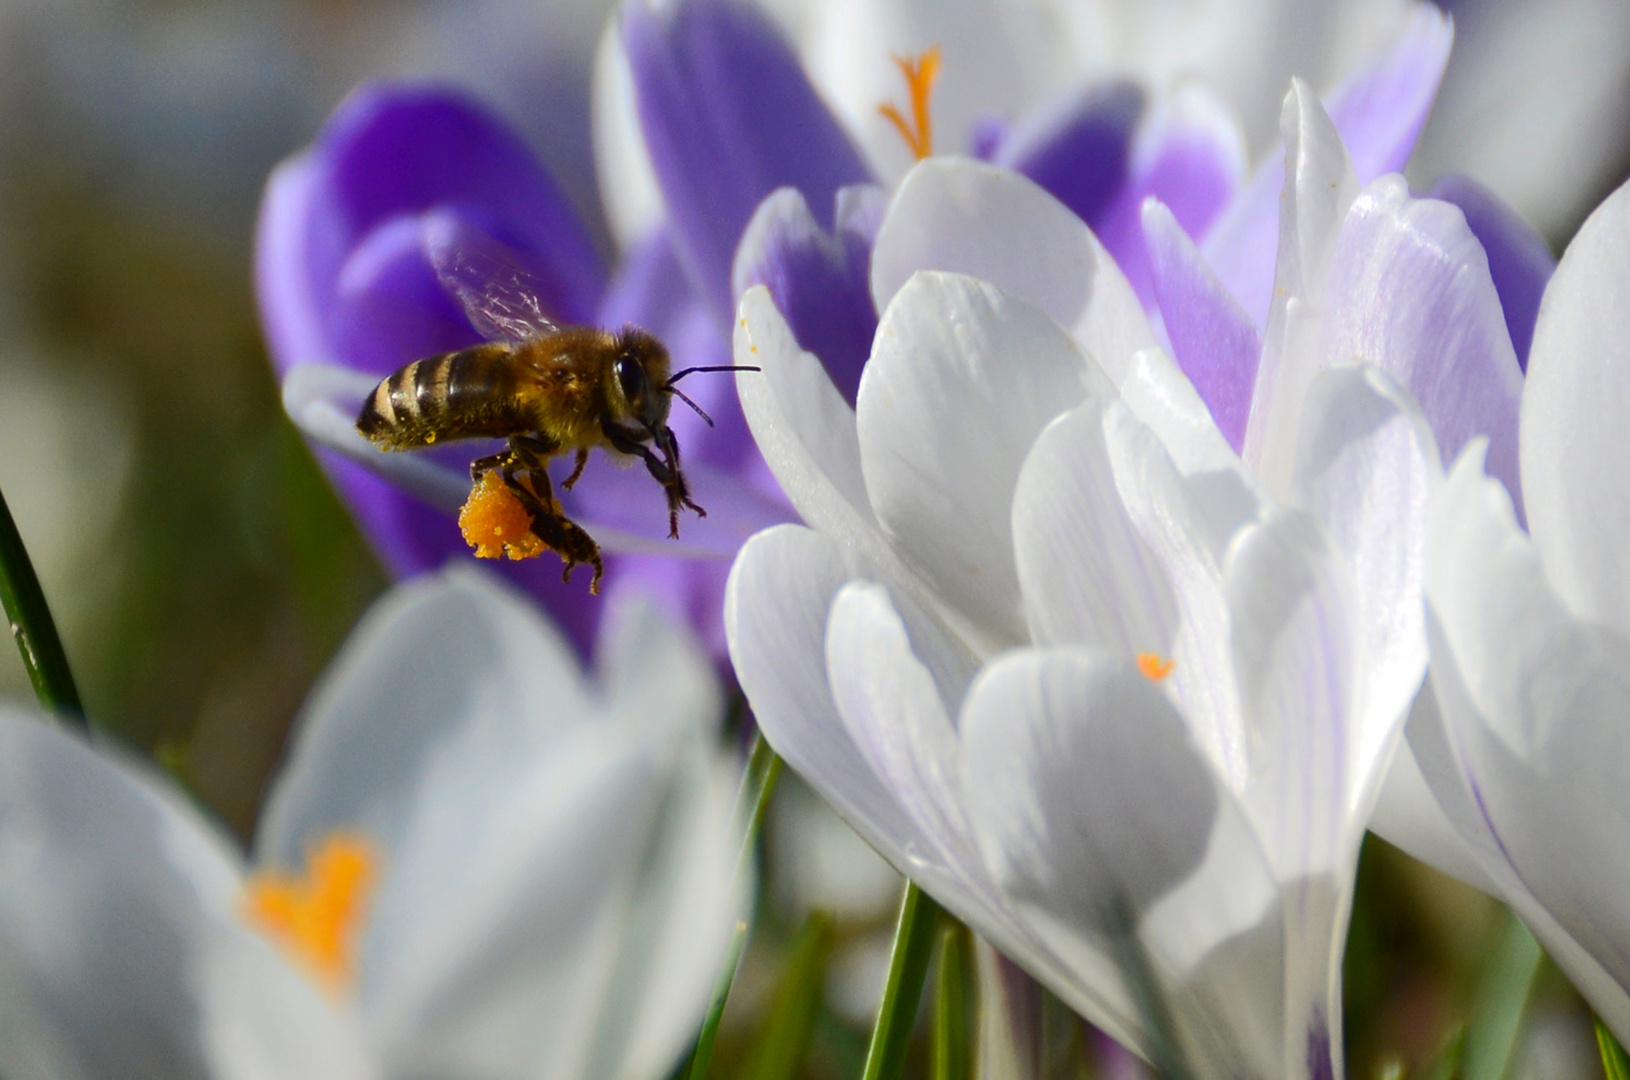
[878,47,941,160]
[1136,652,1176,682]
[459,471,546,560]
[243,832,381,995]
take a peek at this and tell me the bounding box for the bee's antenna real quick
[665,365,761,386]
[668,386,716,428]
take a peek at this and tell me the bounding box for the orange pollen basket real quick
[459,471,546,560]
[243,832,381,994]
[1136,652,1176,682]
[877,47,942,160]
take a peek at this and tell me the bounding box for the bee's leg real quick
[560,448,591,491]
[470,450,511,483]
[601,423,698,538]
[497,438,603,594]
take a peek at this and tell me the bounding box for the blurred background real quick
[0,0,1625,1076]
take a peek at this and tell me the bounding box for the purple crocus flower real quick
[257,0,871,658]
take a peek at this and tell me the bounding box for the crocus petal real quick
[623,0,871,328]
[1225,508,1353,882]
[734,286,881,549]
[592,19,666,253]
[0,710,370,1080]
[960,648,1281,1077]
[724,525,945,882]
[257,153,333,373]
[1424,445,1630,1036]
[732,183,887,404]
[825,582,984,880]
[870,158,1156,386]
[1243,80,1359,496]
[1429,175,1556,372]
[1011,397,1179,656]
[1288,364,1436,814]
[1202,9,1451,329]
[1094,84,1247,311]
[256,567,591,870]
[858,272,1110,650]
[1093,396,1257,787]
[1319,177,1524,515]
[994,80,1144,232]
[1520,177,1630,639]
[328,210,480,375]
[1142,198,1261,451]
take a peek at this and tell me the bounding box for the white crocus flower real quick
[725,78,1456,1078]
[1416,176,1630,1041]
[0,567,736,1080]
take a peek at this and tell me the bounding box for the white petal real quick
[366,727,673,1080]
[598,594,723,744]
[870,158,1155,386]
[1425,442,1630,1019]
[1224,509,1355,882]
[0,710,368,1080]
[1416,625,1630,1040]
[590,744,738,1080]
[1367,685,1498,895]
[825,581,1002,909]
[733,286,879,543]
[1098,400,1258,789]
[592,17,665,252]
[256,566,590,870]
[1012,398,1180,655]
[1289,364,1437,816]
[1244,80,1360,497]
[960,648,1281,1076]
[859,271,1110,650]
[724,525,943,875]
[1320,177,1524,515]
[1521,177,1630,639]
[1118,346,1247,477]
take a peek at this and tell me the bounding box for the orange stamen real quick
[459,470,546,560]
[243,832,381,994]
[877,47,942,160]
[1136,652,1176,682]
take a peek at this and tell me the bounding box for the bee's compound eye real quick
[614,354,645,405]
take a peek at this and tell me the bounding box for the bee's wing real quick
[429,226,561,343]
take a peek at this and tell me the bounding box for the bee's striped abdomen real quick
[356,342,533,449]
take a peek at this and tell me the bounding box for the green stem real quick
[1597,1017,1630,1080]
[863,882,944,1080]
[682,730,785,1080]
[932,917,974,1080]
[1461,911,1541,1080]
[0,485,84,725]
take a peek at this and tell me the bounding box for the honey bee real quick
[355,242,756,593]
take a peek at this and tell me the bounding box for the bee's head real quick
[612,328,671,431]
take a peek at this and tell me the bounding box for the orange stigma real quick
[243,832,381,994]
[1136,653,1176,682]
[878,47,942,160]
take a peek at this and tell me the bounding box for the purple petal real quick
[1142,199,1260,451]
[1430,175,1556,372]
[996,81,1144,232]
[623,0,871,329]
[1322,177,1525,515]
[732,184,885,405]
[327,210,481,376]
[315,82,604,322]
[1201,7,1453,327]
[1095,87,1246,311]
